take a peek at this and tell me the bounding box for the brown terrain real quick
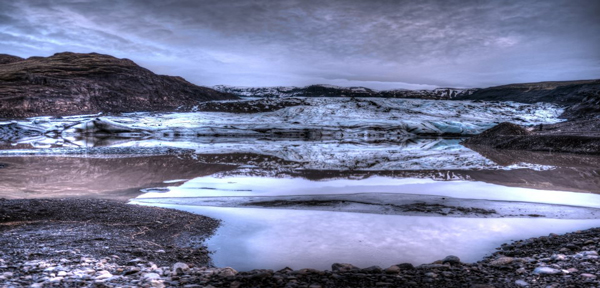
[460,79,600,154]
[463,122,600,154]
[0,52,237,118]
[453,79,600,108]
[0,154,237,200]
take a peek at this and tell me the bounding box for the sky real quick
[0,0,599,90]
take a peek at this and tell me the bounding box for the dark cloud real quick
[0,0,599,89]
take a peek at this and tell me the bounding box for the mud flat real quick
[0,154,236,200]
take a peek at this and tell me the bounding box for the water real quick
[2,139,600,271]
[135,176,600,208]
[138,204,600,271]
[1,102,599,271]
[131,173,600,271]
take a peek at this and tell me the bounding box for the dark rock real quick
[396,263,415,270]
[0,52,237,118]
[384,265,400,274]
[249,269,273,280]
[442,255,461,265]
[361,266,382,273]
[277,267,294,274]
[331,263,359,272]
[123,267,141,275]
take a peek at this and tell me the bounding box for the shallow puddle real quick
[135,203,600,271]
[133,173,600,271]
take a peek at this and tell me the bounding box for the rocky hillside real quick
[464,122,600,154]
[454,79,600,105]
[214,84,477,100]
[0,52,237,118]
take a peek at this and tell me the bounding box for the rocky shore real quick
[0,199,219,270]
[0,199,599,287]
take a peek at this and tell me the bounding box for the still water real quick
[132,173,600,271]
[140,204,600,271]
[1,136,599,271]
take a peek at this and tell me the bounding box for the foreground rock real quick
[0,52,237,118]
[1,200,600,288]
[0,199,220,267]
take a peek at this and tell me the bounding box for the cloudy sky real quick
[1,0,599,90]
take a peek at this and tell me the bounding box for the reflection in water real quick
[1,132,600,271]
[138,204,600,271]
[137,176,600,209]
[0,155,236,200]
[131,150,600,270]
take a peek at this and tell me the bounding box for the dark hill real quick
[0,55,24,65]
[464,122,600,154]
[0,52,237,118]
[454,79,600,106]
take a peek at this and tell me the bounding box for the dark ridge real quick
[464,122,600,154]
[561,90,600,120]
[453,79,600,108]
[0,54,24,65]
[0,52,238,118]
[462,122,530,146]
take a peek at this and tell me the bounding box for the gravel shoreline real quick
[1,199,600,287]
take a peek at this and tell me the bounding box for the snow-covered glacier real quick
[0,97,563,148]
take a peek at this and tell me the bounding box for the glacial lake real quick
[2,138,600,271]
[1,98,599,271]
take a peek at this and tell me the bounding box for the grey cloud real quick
[0,0,599,89]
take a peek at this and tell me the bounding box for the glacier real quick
[0,98,564,145]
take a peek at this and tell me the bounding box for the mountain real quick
[454,79,600,121]
[0,52,238,118]
[213,84,478,100]
[453,79,600,104]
